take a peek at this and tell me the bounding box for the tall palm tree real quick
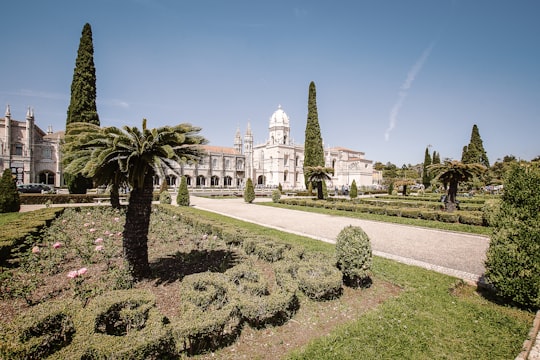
[428,160,486,212]
[305,166,334,200]
[63,119,207,279]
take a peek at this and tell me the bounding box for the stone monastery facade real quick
[0,105,375,190]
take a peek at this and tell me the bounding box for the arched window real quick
[224,176,232,187]
[284,170,288,182]
[196,175,205,187]
[211,175,219,187]
[212,158,218,168]
[257,175,266,185]
[185,176,192,186]
[166,175,177,186]
[38,171,55,185]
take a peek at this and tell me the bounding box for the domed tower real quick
[268,105,290,145]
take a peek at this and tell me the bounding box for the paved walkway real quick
[190,196,489,284]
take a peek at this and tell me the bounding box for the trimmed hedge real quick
[279,198,488,227]
[1,290,176,360]
[0,207,65,266]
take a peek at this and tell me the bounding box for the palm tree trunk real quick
[446,181,458,212]
[110,182,121,209]
[123,172,153,280]
[317,182,324,200]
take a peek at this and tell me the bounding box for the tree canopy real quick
[63,119,207,279]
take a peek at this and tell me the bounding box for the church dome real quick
[269,105,289,126]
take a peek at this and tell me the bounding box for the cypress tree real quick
[67,23,100,126]
[64,23,100,194]
[422,147,432,188]
[462,124,489,167]
[303,81,325,188]
[0,169,20,213]
[432,151,440,164]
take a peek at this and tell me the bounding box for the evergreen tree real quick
[422,147,433,188]
[350,179,358,199]
[177,176,190,206]
[303,81,324,188]
[462,124,489,167]
[432,151,441,164]
[64,23,100,194]
[0,169,20,213]
[485,164,540,309]
[67,23,99,126]
[244,178,255,203]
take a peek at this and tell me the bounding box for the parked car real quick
[17,183,56,194]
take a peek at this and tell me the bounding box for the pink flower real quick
[95,245,104,252]
[103,230,111,236]
[52,242,62,249]
[68,267,88,279]
[83,223,90,227]
[89,228,96,233]
[202,234,208,240]
[116,231,122,237]
[62,219,67,224]
[94,238,104,244]
[32,246,40,254]
[113,217,120,222]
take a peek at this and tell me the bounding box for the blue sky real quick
[1,0,539,166]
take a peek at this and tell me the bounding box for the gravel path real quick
[189,196,490,284]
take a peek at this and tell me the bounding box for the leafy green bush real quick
[350,179,358,199]
[271,189,281,203]
[335,225,372,287]
[485,164,540,309]
[0,168,20,213]
[177,176,190,206]
[296,253,343,300]
[244,178,255,203]
[159,191,171,204]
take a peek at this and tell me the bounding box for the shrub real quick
[350,179,358,199]
[0,168,20,213]
[244,178,255,203]
[458,212,484,226]
[335,225,372,287]
[296,253,343,300]
[159,191,171,204]
[0,300,76,359]
[271,189,281,203]
[482,198,501,226]
[176,176,190,206]
[485,164,540,309]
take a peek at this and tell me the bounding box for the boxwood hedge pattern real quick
[2,204,358,357]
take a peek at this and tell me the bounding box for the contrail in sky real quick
[384,42,435,141]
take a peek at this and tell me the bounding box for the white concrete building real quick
[0,105,62,186]
[0,105,375,191]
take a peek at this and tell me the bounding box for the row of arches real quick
[154,175,239,188]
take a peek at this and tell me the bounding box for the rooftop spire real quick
[5,104,11,117]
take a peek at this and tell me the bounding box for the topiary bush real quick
[271,189,281,203]
[296,253,343,301]
[244,178,255,203]
[176,176,190,206]
[350,179,358,199]
[0,168,20,213]
[159,191,171,204]
[335,225,372,288]
[485,164,540,309]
